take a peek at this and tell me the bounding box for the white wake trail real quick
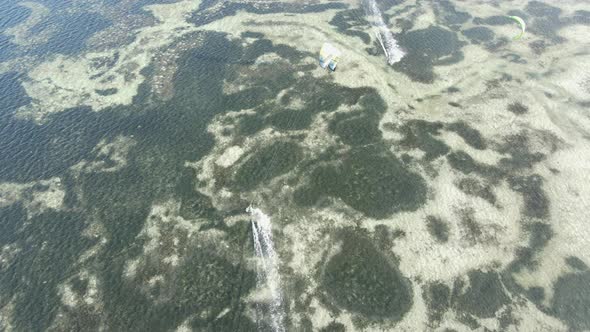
[248,206,285,332]
[363,0,405,64]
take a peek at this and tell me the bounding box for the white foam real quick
[363,0,406,64]
[247,206,285,332]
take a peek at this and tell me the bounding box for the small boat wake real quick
[363,0,405,64]
[248,205,285,332]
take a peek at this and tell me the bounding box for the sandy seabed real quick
[1,0,590,331]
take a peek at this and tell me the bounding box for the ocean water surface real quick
[1,0,590,331]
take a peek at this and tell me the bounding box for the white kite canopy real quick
[319,42,341,71]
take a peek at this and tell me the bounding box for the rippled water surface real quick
[1,0,590,331]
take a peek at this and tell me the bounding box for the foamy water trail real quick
[248,206,285,332]
[363,0,405,64]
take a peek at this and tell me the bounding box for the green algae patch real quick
[423,281,451,327]
[456,178,496,205]
[232,141,301,191]
[1,210,96,331]
[173,250,256,329]
[328,91,387,146]
[231,77,386,136]
[329,9,371,45]
[294,147,427,218]
[293,165,340,206]
[394,26,465,83]
[268,108,314,131]
[336,147,427,219]
[426,215,450,243]
[462,27,495,44]
[552,271,590,330]
[507,102,529,114]
[399,120,450,161]
[323,231,412,321]
[329,111,382,146]
[319,321,346,332]
[497,133,547,171]
[508,175,549,219]
[446,121,486,150]
[452,270,510,319]
[447,151,503,179]
[435,0,471,26]
[235,112,266,136]
[565,256,588,271]
[95,88,118,96]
